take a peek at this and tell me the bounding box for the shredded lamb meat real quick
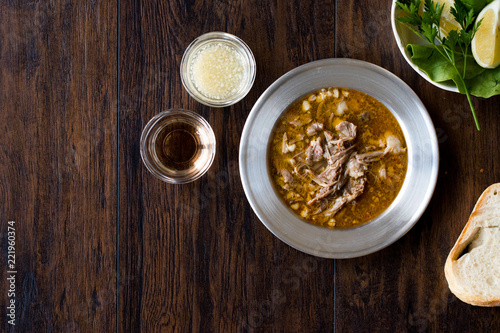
[271,88,407,228]
[277,120,405,222]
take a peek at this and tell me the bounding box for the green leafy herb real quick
[396,0,483,130]
[461,0,493,15]
[405,44,500,98]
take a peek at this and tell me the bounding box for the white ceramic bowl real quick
[239,58,439,258]
[391,1,459,93]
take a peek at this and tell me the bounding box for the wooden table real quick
[1,0,499,331]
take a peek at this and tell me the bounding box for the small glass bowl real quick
[140,109,216,184]
[180,32,256,107]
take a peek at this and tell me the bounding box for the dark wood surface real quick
[1,0,499,332]
[0,1,118,332]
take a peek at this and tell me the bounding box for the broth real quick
[269,87,408,228]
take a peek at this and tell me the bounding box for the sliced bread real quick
[444,183,500,307]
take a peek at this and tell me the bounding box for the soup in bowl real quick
[269,87,408,229]
[239,59,438,258]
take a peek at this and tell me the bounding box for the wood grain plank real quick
[335,1,500,332]
[118,0,336,331]
[0,1,117,331]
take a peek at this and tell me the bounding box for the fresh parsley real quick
[396,0,482,130]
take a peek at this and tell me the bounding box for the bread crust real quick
[444,183,500,307]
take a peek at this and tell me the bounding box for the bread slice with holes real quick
[444,183,500,307]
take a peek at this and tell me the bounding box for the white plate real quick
[391,1,459,93]
[239,58,439,258]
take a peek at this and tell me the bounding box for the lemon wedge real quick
[436,0,463,36]
[472,0,500,69]
[420,0,462,36]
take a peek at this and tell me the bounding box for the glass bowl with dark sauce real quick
[140,109,216,184]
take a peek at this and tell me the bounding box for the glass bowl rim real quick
[180,31,257,107]
[140,109,216,184]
